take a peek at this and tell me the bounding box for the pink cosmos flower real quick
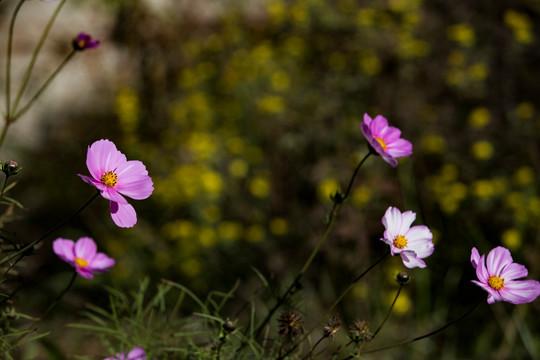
[471,246,540,304]
[73,32,100,51]
[78,139,154,228]
[53,237,114,279]
[381,206,434,268]
[104,346,147,360]
[361,113,413,167]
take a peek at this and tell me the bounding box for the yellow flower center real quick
[375,137,387,151]
[101,170,118,188]
[488,275,505,290]
[393,235,407,249]
[75,257,88,268]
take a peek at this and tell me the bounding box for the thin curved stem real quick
[11,0,68,116]
[12,50,76,121]
[5,0,26,118]
[371,284,403,339]
[361,299,483,355]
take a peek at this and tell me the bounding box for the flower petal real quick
[53,238,75,263]
[500,262,528,281]
[101,187,129,204]
[115,160,154,200]
[487,246,513,275]
[382,206,403,239]
[88,253,115,273]
[500,280,540,304]
[386,138,413,158]
[110,201,137,228]
[370,115,389,136]
[399,210,416,234]
[86,139,127,181]
[475,254,489,283]
[74,237,97,261]
[400,250,426,269]
[470,247,481,269]
[127,346,147,360]
[76,267,95,279]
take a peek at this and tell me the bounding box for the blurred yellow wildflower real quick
[515,102,534,120]
[447,23,476,47]
[245,225,265,243]
[202,205,221,223]
[420,134,447,154]
[229,158,249,178]
[357,8,376,27]
[351,185,371,208]
[257,95,285,114]
[199,227,218,247]
[219,221,243,241]
[504,10,533,44]
[226,136,245,155]
[318,178,341,202]
[513,166,534,186]
[284,36,306,57]
[359,51,381,76]
[501,229,522,251]
[468,107,490,128]
[468,62,489,81]
[115,88,139,136]
[249,176,271,198]
[181,258,202,278]
[387,291,411,315]
[471,140,494,160]
[271,70,291,91]
[269,217,288,235]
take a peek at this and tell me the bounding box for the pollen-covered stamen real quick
[375,137,387,151]
[75,257,88,268]
[393,235,407,249]
[488,275,505,290]
[101,170,118,188]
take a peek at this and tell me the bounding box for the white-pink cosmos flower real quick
[53,237,114,279]
[471,246,540,304]
[361,113,413,167]
[104,345,147,360]
[381,206,434,268]
[79,139,154,228]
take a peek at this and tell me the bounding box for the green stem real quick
[0,191,100,269]
[12,50,76,121]
[5,0,26,119]
[10,0,68,116]
[371,284,403,339]
[361,299,483,355]
[0,174,10,202]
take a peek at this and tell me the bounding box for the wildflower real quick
[78,139,154,228]
[471,246,540,304]
[104,346,146,360]
[277,311,303,337]
[381,206,434,268]
[323,315,342,339]
[396,271,411,285]
[72,32,100,51]
[349,320,373,342]
[1,160,22,176]
[53,237,114,279]
[361,113,413,167]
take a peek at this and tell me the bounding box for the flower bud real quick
[396,271,411,285]
[1,160,22,176]
[72,32,100,51]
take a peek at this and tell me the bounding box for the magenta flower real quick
[72,32,100,51]
[471,246,540,304]
[361,113,413,167]
[53,237,114,279]
[78,139,154,228]
[381,206,434,268]
[104,346,147,360]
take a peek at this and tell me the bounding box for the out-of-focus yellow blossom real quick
[397,33,430,58]
[257,95,285,114]
[252,42,274,65]
[468,107,490,128]
[505,191,524,209]
[420,134,447,154]
[513,166,534,186]
[201,171,223,197]
[329,52,347,71]
[501,228,522,251]
[229,158,249,178]
[226,136,245,155]
[180,258,202,278]
[163,220,197,240]
[202,205,221,223]
[187,132,219,161]
[249,175,271,198]
[245,225,265,243]
[219,221,243,241]
[529,197,540,217]
[267,0,287,24]
[468,62,489,81]
[388,291,411,315]
[389,0,422,12]
[445,68,466,87]
[356,8,377,27]
[317,178,341,202]
[284,36,305,57]
[351,185,371,208]
[441,164,459,182]
[515,102,534,120]
[115,88,139,137]
[199,227,218,247]
[428,165,466,214]
[271,70,291,91]
[359,51,381,76]
[504,10,533,44]
[472,179,496,199]
[179,68,198,89]
[447,23,476,47]
[269,217,288,235]
[471,140,494,160]
[291,3,309,25]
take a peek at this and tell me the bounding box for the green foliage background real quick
[2,0,539,358]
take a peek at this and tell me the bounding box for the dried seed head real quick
[323,315,342,339]
[277,311,303,337]
[349,320,373,342]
